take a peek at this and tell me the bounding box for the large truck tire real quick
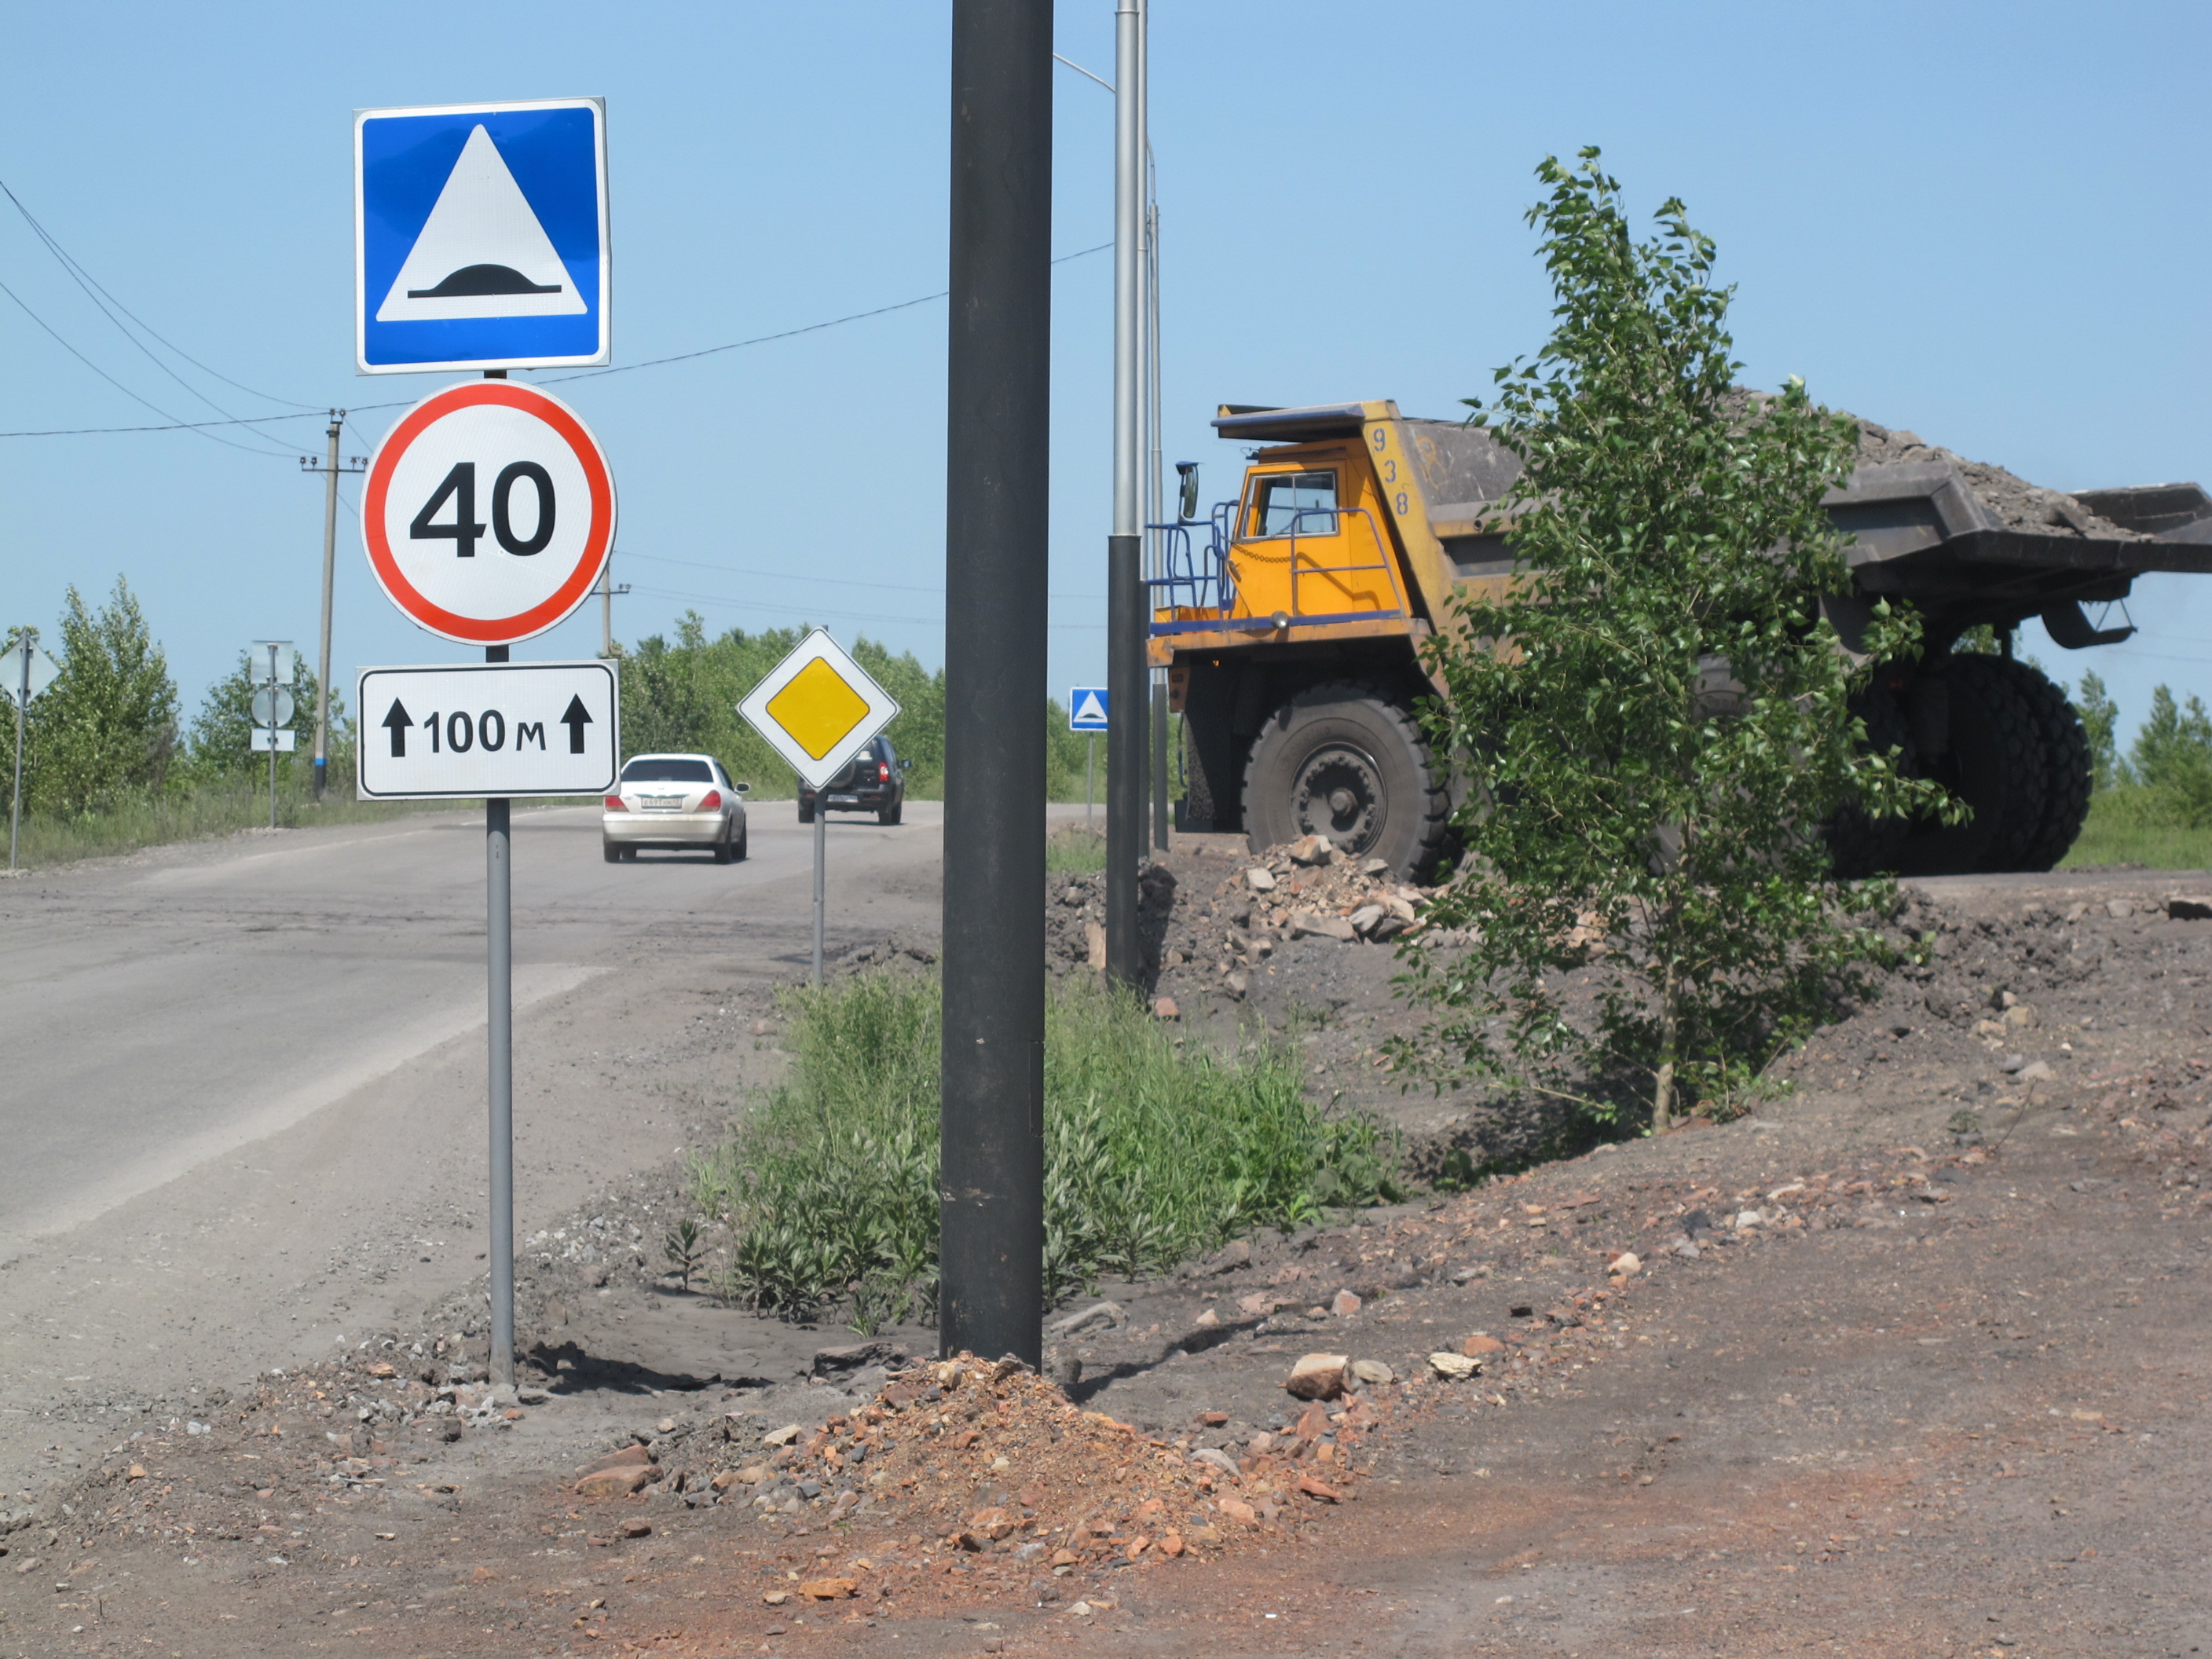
[1824,687,1914,879]
[1895,654,2045,876]
[1241,682,1449,878]
[1983,657,2093,871]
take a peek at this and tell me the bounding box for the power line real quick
[0,273,302,459]
[0,175,320,412]
[2,241,1115,438]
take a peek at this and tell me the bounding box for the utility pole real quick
[939,0,1051,1368]
[7,628,35,874]
[597,555,631,657]
[299,413,364,801]
[1105,0,1148,987]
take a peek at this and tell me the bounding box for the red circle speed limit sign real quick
[361,381,615,646]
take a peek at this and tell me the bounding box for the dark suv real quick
[799,735,909,825]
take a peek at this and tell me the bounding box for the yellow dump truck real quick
[1151,400,2212,878]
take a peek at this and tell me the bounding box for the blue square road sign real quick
[356,98,610,374]
[1068,687,1110,732]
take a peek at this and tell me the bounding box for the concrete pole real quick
[1105,0,1147,987]
[938,0,1051,1368]
[313,412,342,802]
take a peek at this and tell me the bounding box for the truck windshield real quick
[1250,471,1338,537]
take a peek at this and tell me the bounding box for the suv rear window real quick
[621,758,713,782]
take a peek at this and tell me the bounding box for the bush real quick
[694,969,1401,1324]
[9,579,178,817]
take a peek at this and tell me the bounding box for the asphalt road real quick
[0,797,959,1505]
[0,800,944,1252]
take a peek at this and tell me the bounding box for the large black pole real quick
[939,0,1050,1367]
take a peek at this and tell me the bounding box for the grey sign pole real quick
[1104,0,1148,987]
[265,643,280,831]
[8,631,31,874]
[812,808,826,987]
[1086,732,1095,830]
[485,641,516,1389]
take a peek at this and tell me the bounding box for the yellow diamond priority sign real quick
[738,628,901,789]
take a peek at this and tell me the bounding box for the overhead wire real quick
[3,242,1115,438]
[0,273,304,459]
[0,175,321,412]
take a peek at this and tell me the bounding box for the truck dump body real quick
[1155,399,2211,879]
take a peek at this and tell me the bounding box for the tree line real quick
[2,585,1108,822]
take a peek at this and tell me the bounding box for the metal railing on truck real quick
[1145,503,1408,634]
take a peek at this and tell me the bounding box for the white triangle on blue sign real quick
[376,126,585,322]
[1072,690,1108,725]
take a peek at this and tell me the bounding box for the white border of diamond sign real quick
[735,628,900,791]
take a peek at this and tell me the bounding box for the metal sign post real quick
[357,346,617,1390]
[250,643,297,830]
[737,628,903,993]
[3,631,59,873]
[1069,687,1108,832]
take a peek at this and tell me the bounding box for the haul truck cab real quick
[1152,400,2212,880]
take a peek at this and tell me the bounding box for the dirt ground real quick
[3,855,2209,1658]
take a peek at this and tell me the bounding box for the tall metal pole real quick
[939,0,1050,1368]
[1143,31,1170,853]
[266,643,278,831]
[313,412,342,802]
[811,808,826,987]
[482,364,517,1391]
[8,631,30,874]
[485,639,515,1389]
[1105,0,1147,987]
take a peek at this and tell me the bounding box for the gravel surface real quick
[5,855,2210,1655]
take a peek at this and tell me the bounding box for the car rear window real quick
[621,758,713,782]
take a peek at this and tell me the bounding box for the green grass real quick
[3,779,460,869]
[1045,822,1107,873]
[2060,788,2212,872]
[692,968,1402,1327]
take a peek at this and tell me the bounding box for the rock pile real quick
[1852,419,2142,540]
[1170,833,1433,999]
[709,1352,1368,1571]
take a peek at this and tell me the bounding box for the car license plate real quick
[639,795,684,812]
[828,796,857,805]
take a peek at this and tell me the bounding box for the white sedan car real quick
[602,753,749,863]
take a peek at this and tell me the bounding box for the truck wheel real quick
[1241,682,1449,878]
[1895,654,2044,875]
[1824,687,1914,878]
[1983,657,2092,871]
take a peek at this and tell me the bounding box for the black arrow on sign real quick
[382,698,412,758]
[559,694,593,755]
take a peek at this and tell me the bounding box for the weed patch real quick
[693,969,1401,1324]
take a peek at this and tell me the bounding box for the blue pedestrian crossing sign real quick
[355,98,610,375]
[1068,687,1110,731]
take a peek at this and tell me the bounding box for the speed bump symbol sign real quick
[361,380,615,646]
[737,630,900,789]
[356,97,610,373]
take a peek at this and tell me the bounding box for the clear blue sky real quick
[2,1,2207,745]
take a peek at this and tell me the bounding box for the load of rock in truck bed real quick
[1849,416,2144,540]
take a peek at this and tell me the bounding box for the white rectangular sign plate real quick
[251,728,298,753]
[357,660,618,799]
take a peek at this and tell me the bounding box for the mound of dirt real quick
[1852,417,2143,540]
[739,1351,1374,1569]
